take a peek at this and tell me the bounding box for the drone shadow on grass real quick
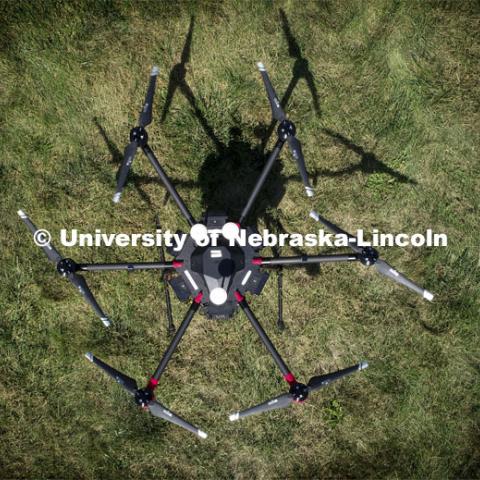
[314,128,417,185]
[260,9,416,186]
[259,8,321,152]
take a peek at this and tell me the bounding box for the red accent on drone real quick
[147,377,159,390]
[283,372,296,385]
[252,258,263,265]
[234,291,245,302]
[172,260,184,268]
[194,292,203,304]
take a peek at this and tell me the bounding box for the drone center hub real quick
[168,212,269,319]
[130,126,148,146]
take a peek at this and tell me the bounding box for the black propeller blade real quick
[256,62,314,197]
[18,210,111,327]
[85,352,138,394]
[257,62,285,122]
[113,66,159,204]
[310,210,434,301]
[229,361,368,421]
[17,209,62,263]
[85,352,207,438]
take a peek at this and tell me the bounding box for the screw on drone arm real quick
[253,254,358,267]
[234,291,293,379]
[113,66,159,203]
[77,261,177,272]
[151,293,203,382]
[309,210,434,301]
[84,352,207,438]
[141,144,196,227]
[17,210,111,327]
[256,62,314,197]
[229,361,368,422]
[238,138,285,224]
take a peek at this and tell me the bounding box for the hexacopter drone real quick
[18,63,433,438]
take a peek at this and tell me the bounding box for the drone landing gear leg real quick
[156,215,175,337]
[277,267,285,332]
[163,267,175,337]
[151,294,202,382]
[235,292,294,383]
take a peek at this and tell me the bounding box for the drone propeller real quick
[113,66,159,204]
[85,352,207,438]
[18,210,111,327]
[229,362,368,421]
[310,210,434,301]
[256,62,313,197]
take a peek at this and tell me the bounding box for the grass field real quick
[1,1,479,478]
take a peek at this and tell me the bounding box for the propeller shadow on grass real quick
[259,9,415,187]
[316,128,417,185]
[160,15,223,153]
[260,8,322,151]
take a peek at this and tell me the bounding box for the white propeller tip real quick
[197,430,208,439]
[101,317,111,327]
[309,210,319,221]
[17,209,27,218]
[305,187,314,197]
[84,352,94,362]
[229,412,240,422]
[112,192,121,203]
[423,290,434,302]
[359,361,369,370]
[151,65,159,76]
[256,62,266,71]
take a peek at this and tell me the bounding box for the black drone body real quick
[19,61,433,439]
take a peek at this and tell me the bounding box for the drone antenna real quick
[156,215,175,335]
[277,267,285,331]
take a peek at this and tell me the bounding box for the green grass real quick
[1,0,479,478]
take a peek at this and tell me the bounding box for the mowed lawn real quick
[1,1,479,478]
